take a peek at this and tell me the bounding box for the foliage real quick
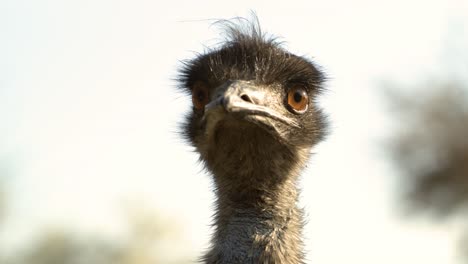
[388,83,468,217]
[387,81,468,261]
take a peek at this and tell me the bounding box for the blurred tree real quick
[11,230,123,264]
[388,83,468,217]
[119,205,191,264]
[461,234,468,261]
[2,207,191,264]
[0,160,191,263]
[387,81,468,260]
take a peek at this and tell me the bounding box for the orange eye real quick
[192,82,210,110]
[287,86,308,113]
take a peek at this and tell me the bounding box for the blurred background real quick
[1,0,467,263]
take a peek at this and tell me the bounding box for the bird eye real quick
[287,86,308,113]
[192,82,210,111]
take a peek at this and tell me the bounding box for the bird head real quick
[178,19,327,177]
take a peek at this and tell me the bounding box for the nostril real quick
[240,94,253,103]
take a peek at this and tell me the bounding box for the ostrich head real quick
[178,18,327,263]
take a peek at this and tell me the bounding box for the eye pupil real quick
[294,92,303,103]
[197,91,205,101]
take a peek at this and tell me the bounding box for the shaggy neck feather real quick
[203,166,306,264]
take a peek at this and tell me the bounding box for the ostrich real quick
[178,18,327,264]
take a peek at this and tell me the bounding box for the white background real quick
[1,0,467,263]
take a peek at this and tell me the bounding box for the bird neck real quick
[198,128,311,263]
[204,169,306,264]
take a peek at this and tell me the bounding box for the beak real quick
[204,81,300,128]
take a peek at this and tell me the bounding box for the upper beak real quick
[204,81,300,128]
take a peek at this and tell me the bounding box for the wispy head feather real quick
[178,15,324,96]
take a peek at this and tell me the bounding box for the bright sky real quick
[1,0,467,263]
